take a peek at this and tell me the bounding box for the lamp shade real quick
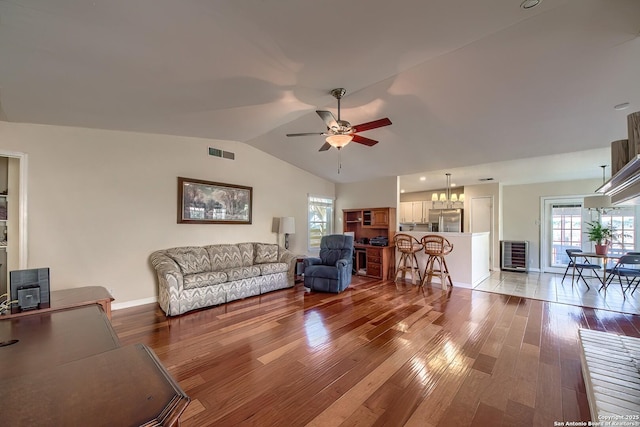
[583,195,612,209]
[279,217,295,234]
[431,193,438,201]
[439,193,446,202]
[450,194,458,202]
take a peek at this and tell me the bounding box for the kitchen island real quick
[395,231,490,289]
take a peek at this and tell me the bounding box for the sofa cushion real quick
[166,247,211,275]
[183,271,228,290]
[237,243,254,267]
[255,243,278,264]
[206,244,243,270]
[259,262,289,275]
[224,266,261,281]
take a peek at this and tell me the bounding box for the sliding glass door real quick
[542,197,638,274]
[544,199,590,273]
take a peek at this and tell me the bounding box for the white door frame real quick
[0,149,28,269]
[540,195,586,274]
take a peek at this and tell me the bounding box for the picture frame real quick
[178,177,252,224]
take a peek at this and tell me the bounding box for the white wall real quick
[335,176,398,232]
[502,178,601,270]
[0,122,334,306]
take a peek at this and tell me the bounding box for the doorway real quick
[0,150,27,297]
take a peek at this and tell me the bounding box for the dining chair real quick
[561,248,601,289]
[604,254,640,296]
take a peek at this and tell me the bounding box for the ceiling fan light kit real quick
[286,88,392,152]
[326,134,353,149]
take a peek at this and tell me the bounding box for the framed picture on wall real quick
[178,177,252,224]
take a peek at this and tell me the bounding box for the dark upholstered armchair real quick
[303,234,354,293]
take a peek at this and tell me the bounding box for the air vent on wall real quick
[208,147,235,160]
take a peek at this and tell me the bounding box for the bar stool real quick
[420,235,454,289]
[393,233,423,285]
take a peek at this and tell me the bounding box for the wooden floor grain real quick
[111,275,640,426]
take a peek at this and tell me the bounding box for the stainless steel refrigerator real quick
[428,209,463,232]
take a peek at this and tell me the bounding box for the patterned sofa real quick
[150,242,297,316]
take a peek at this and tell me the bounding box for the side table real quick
[295,257,306,284]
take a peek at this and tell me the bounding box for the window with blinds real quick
[307,195,334,250]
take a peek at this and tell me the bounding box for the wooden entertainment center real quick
[0,286,189,426]
[343,207,396,280]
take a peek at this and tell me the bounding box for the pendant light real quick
[436,173,463,208]
[583,165,613,211]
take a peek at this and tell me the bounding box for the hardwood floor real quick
[111,275,640,426]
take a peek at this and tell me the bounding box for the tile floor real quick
[473,269,640,315]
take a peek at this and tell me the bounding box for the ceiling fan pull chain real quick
[338,149,342,174]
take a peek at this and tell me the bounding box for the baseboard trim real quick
[112,296,158,311]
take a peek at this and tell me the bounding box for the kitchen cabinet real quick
[413,202,426,223]
[400,202,412,223]
[400,201,428,223]
[364,208,389,227]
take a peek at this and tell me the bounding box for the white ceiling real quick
[1,0,639,192]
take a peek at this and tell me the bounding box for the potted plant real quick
[585,221,613,255]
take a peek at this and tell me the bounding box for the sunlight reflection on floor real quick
[473,270,640,315]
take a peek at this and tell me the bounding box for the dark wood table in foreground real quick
[0,304,189,426]
[3,285,115,319]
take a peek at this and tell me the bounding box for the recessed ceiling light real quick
[614,102,630,111]
[451,183,457,187]
[419,176,426,181]
[520,0,541,9]
[400,189,405,193]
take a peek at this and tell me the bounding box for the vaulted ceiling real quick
[1,0,639,191]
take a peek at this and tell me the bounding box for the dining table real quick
[568,251,621,289]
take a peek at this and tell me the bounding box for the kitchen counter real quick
[395,231,490,288]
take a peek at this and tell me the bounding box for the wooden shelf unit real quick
[343,207,396,279]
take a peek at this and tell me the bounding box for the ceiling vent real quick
[479,177,494,182]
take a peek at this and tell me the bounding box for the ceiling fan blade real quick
[319,142,331,152]
[352,134,379,147]
[352,118,392,133]
[316,110,337,129]
[286,132,325,137]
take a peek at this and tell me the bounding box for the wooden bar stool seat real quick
[420,235,454,289]
[393,233,423,285]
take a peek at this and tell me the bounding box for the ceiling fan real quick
[286,88,392,152]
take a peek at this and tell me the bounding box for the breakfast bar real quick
[395,231,491,288]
